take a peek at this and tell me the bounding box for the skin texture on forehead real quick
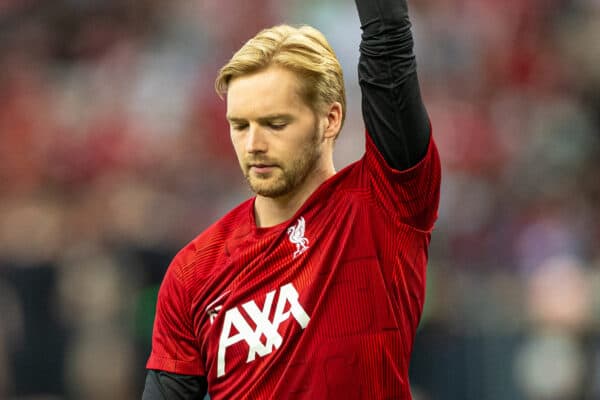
[226,66,311,122]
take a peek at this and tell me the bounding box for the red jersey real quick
[147,132,441,399]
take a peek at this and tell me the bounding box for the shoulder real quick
[327,130,440,232]
[169,198,255,280]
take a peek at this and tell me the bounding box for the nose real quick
[245,124,268,154]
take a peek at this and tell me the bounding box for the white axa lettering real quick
[217,283,310,377]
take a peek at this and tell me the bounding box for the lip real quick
[249,164,276,174]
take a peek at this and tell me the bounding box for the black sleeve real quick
[142,370,208,400]
[355,0,430,170]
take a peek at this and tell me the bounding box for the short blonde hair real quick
[215,24,346,128]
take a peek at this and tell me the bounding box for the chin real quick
[251,185,290,198]
[248,179,291,198]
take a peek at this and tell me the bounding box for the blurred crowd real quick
[0,0,599,399]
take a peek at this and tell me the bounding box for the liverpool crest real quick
[287,217,309,258]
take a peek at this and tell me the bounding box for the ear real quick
[322,102,343,140]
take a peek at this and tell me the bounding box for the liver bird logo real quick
[287,217,309,258]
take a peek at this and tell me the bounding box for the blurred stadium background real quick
[1,0,599,399]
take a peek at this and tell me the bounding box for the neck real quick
[254,161,335,228]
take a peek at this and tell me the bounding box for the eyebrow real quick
[226,114,294,123]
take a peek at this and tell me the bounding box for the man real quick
[143,0,440,398]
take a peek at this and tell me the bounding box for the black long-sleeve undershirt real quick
[143,370,207,400]
[356,0,430,170]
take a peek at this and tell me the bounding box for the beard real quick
[243,129,322,199]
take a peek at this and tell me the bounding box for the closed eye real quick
[231,123,248,131]
[267,122,287,131]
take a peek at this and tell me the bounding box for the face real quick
[226,66,327,199]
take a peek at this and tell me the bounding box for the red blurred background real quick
[1,0,599,399]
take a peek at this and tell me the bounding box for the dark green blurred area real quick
[1,0,599,399]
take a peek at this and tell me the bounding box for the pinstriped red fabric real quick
[147,131,441,399]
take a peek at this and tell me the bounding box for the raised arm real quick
[355,0,430,170]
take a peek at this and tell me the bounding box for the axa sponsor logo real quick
[217,283,310,377]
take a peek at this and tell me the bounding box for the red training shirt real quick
[147,131,441,399]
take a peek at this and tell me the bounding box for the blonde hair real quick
[215,24,346,128]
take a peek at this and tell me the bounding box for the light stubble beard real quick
[243,128,322,199]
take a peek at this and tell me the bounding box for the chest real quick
[192,198,417,384]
